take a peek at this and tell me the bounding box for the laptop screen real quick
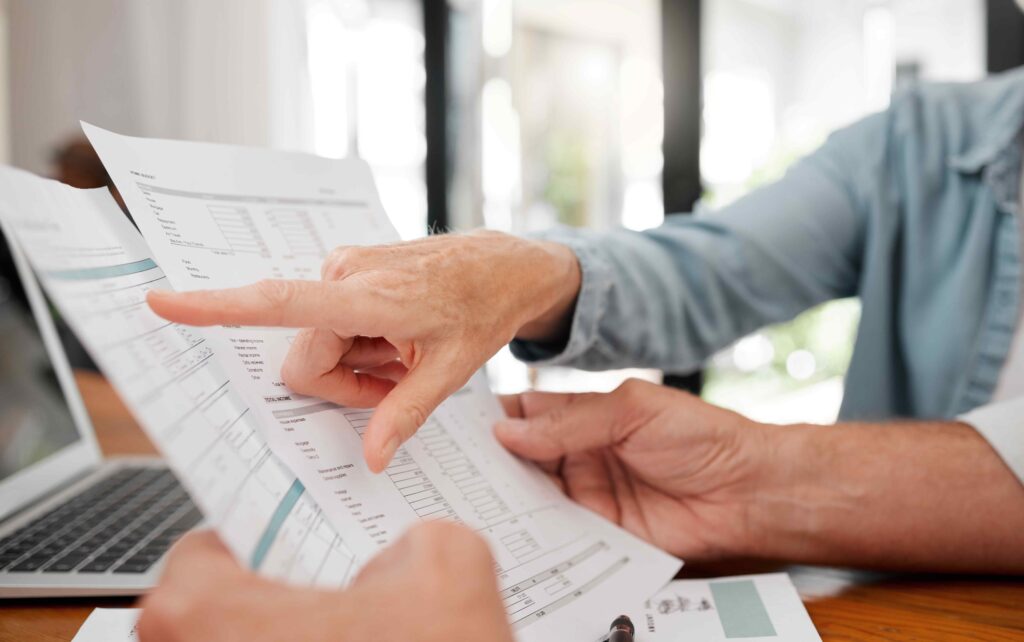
[0,228,82,483]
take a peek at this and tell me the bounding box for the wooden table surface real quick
[2,372,1023,641]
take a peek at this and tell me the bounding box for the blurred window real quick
[306,0,428,240]
[447,0,664,393]
[701,0,985,423]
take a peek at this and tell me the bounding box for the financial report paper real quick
[0,167,365,587]
[14,125,680,640]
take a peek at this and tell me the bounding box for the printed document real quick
[5,125,681,640]
[68,574,820,642]
[70,609,140,642]
[625,573,820,641]
[0,167,366,587]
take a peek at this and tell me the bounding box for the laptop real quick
[0,224,200,597]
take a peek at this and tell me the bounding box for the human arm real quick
[746,419,1024,571]
[137,523,514,642]
[495,380,1024,572]
[147,111,886,470]
[511,111,887,370]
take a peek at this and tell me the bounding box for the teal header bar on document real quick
[47,258,158,281]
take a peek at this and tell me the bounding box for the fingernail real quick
[379,435,400,467]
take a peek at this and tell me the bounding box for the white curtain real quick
[0,0,10,166]
[6,0,314,174]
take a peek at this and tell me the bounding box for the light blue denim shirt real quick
[513,68,1024,431]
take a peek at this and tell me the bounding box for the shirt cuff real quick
[508,229,614,367]
[959,398,1024,485]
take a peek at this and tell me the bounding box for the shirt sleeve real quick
[959,400,1024,485]
[510,110,888,372]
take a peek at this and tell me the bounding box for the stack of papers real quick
[70,573,821,641]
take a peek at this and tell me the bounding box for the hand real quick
[138,523,514,642]
[495,379,767,560]
[147,231,580,472]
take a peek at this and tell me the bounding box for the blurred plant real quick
[703,298,861,410]
[542,129,590,228]
[700,133,859,419]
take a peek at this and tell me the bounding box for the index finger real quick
[147,279,387,332]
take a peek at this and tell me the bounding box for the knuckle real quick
[254,279,296,311]
[322,246,366,280]
[611,379,660,433]
[533,406,563,433]
[615,377,650,402]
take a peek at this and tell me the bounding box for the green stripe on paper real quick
[710,579,777,638]
[249,479,305,570]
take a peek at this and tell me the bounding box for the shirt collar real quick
[949,69,1024,174]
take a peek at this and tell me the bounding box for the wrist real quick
[515,239,581,342]
[737,423,834,560]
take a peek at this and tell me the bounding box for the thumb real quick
[362,357,470,473]
[494,390,636,461]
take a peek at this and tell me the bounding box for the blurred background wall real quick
[0,0,1015,424]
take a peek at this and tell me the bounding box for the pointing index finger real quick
[147,279,382,332]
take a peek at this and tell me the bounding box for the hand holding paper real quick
[135,525,514,642]
[496,379,764,560]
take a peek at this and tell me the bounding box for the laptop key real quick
[10,557,48,572]
[0,465,200,577]
[79,558,117,573]
[112,559,154,573]
[43,556,87,573]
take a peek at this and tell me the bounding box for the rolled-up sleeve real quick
[959,400,1024,485]
[510,111,887,372]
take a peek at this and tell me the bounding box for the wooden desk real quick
[2,372,1023,641]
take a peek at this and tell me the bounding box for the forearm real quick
[746,421,1024,572]
[511,187,864,372]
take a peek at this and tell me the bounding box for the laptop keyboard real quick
[0,467,201,575]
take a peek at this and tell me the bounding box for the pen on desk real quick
[607,615,634,642]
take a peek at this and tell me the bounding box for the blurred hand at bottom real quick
[137,523,514,642]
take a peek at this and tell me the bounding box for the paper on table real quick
[0,166,368,586]
[70,609,141,642]
[624,573,820,642]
